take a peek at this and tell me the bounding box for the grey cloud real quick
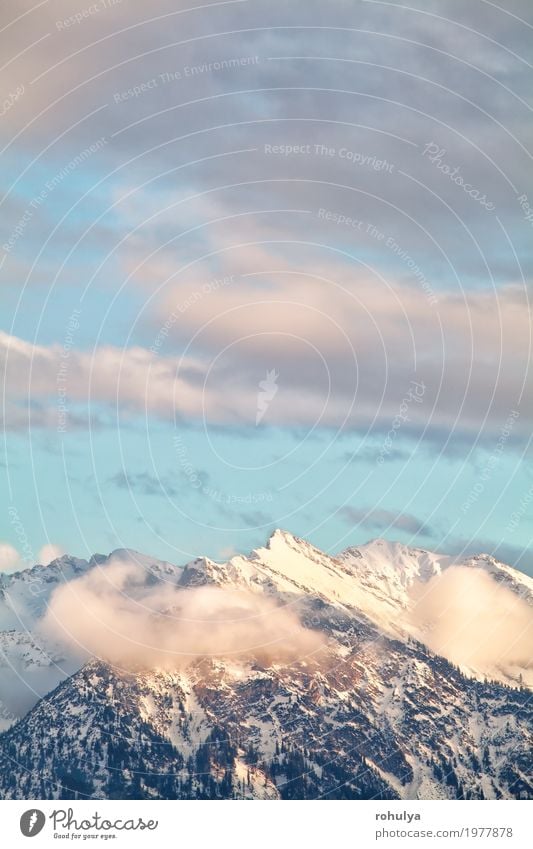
[2,262,531,450]
[338,445,404,464]
[2,0,532,283]
[108,470,180,497]
[338,505,434,537]
[235,509,274,529]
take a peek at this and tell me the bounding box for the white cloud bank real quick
[42,556,324,669]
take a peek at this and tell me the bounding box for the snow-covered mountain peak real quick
[265,528,312,550]
[261,528,338,565]
[267,527,292,544]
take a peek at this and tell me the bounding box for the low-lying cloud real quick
[42,557,324,669]
[410,566,533,674]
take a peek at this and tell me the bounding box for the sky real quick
[0,0,532,573]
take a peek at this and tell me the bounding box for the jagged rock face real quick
[0,531,532,800]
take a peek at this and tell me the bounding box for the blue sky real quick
[1,0,532,573]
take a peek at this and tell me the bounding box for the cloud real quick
[151,265,531,437]
[2,0,532,309]
[38,544,65,566]
[236,509,274,528]
[1,0,532,450]
[42,556,324,668]
[410,566,533,673]
[218,545,241,560]
[0,543,21,573]
[0,330,207,427]
[0,542,64,573]
[2,272,531,447]
[339,506,433,537]
[108,470,179,497]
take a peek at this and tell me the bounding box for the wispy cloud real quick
[2,274,530,445]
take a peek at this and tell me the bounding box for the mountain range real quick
[0,530,531,800]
